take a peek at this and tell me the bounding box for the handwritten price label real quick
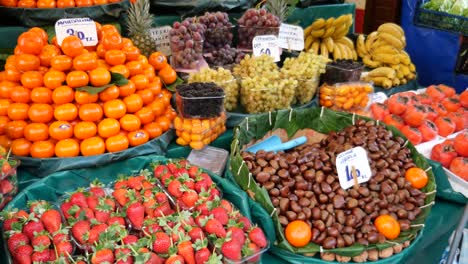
[278,23,304,51]
[55,18,98,46]
[336,147,372,190]
[149,26,172,56]
[252,35,280,62]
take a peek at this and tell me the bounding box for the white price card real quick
[55,18,98,46]
[336,147,372,190]
[278,23,304,51]
[252,35,280,62]
[149,26,172,56]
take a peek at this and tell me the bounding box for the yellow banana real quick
[379,32,405,50]
[407,72,416,80]
[400,65,411,76]
[401,78,407,85]
[363,55,382,68]
[352,50,357,60]
[326,17,335,28]
[373,53,400,65]
[311,29,325,38]
[333,43,342,60]
[336,37,354,49]
[365,32,379,53]
[311,40,320,55]
[377,23,404,39]
[356,34,368,57]
[320,42,329,58]
[309,18,326,31]
[333,14,349,27]
[322,26,336,38]
[368,67,396,79]
[409,63,416,72]
[342,44,353,60]
[392,78,401,87]
[324,37,334,53]
[369,76,393,88]
[305,36,314,50]
[373,45,400,55]
[333,23,349,39]
[399,53,411,65]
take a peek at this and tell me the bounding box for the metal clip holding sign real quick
[55,17,98,46]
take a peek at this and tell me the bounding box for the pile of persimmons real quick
[0,24,178,158]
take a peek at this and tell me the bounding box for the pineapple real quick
[126,0,157,57]
[265,0,290,22]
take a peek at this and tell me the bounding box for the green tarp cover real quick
[150,0,254,16]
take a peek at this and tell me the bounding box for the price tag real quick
[252,35,280,62]
[336,147,372,190]
[55,18,98,46]
[369,92,388,104]
[278,23,304,51]
[149,26,172,56]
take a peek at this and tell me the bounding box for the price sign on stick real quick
[336,147,373,190]
[150,26,172,56]
[278,23,304,51]
[252,35,280,62]
[55,18,98,46]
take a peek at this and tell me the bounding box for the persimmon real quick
[432,102,448,117]
[400,125,422,145]
[405,167,428,189]
[454,132,468,157]
[105,134,129,152]
[423,105,438,122]
[431,140,457,168]
[450,157,468,180]
[403,105,427,127]
[285,220,311,248]
[426,85,445,102]
[374,215,400,240]
[442,97,461,112]
[55,138,80,157]
[418,120,438,142]
[30,140,55,158]
[80,136,105,156]
[438,84,456,97]
[128,130,149,146]
[383,114,404,130]
[387,95,409,115]
[434,117,455,137]
[24,123,49,142]
[11,138,32,156]
[460,90,468,108]
[447,112,465,132]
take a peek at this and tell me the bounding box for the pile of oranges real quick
[0,24,178,158]
[0,0,122,8]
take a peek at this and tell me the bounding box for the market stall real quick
[0,0,466,264]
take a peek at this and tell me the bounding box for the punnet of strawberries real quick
[0,146,20,210]
[1,159,269,263]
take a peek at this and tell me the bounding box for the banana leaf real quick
[229,107,437,261]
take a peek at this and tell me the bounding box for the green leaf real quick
[111,72,129,86]
[163,76,184,92]
[75,84,114,95]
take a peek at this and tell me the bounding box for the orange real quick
[89,68,111,87]
[49,121,74,140]
[78,103,103,122]
[149,52,168,70]
[17,31,44,55]
[164,107,177,121]
[21,71,43,89]
[118,81,136,97]
[110,65,130,79]
[128,129,149,147]
[105,50,126,66]
[37,0,56,8]
[30,87,52,104]
[39,45,61,67]
[98,118,120,138]
[60,35,84,58]
[4,68,21,83]
[24,123,49,142]
[75,90,98,104]
[105,134,128,152]
[285,220,311,248]
[95,22,102,40]
[74,121,97,140]
[130,74,148,90]
[122,46,140,61]
[137,55,148,65]
[96,44,107,58]
[155,116,171,131]
[137,89,154,105]
[135,107,154,125]
[0,81,16,98]
[43,70,66,89]
[54,103,78,121]
[55,138,80,157]
[28,103,53,123]
[56,0,75,8]
[30,140,55,158]
[29,27,48,45]
[143,64,156,82]
[121,38,133,48]
[374,215,401,240]
[8,103,29,120]
[0,135,12,148]
[18,0,36,7]
[148,99,165,117]
[11,138,32,157]
[144,122,162,139]
[15,54,40,72]
[123,94,143,113]
[0,116,10,135]
[66,71,89,88]
[405,167,428,189]
[10,86,31,103]
[100,25,118,37]
[51,55,73,71]
[38,66,48,75]
[126,61,144,76]
[0,99,11,116]
[99,85,120,102]
[75,0,92,7]
[101,32,123,51]
[119,114,141,132]
[80,136,105,156]
[103,99,126,119]
[97,59,110,69]
[6,120,28,139]
[158,65,177,85]
[52,86,75,104]
[73,53,98,71]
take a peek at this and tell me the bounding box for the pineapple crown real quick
[126,0,155,35]
[264,0,297,22]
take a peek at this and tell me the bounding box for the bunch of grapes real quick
[281,51,329,104]
[233,54,279,78]
[237,8,281,50]
[170,17,206,69]
[188,67,239,111]
[199,12,234,53]
[205,45,246,67]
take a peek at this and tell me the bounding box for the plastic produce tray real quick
[414,0,468,36]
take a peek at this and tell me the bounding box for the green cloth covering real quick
[150,0,254,16]
[427,159,467,204]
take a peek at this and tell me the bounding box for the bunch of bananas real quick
[357,23,417,88]
[304,14,357,60]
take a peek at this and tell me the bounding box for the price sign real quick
[55,18,98,46]
[278,23,304,51]
[252,35,280,62]
[149,26,172,56]
[369,92,388,104]
[336,147,372,190]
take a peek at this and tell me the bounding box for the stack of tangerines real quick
[0,0,121,8]
[0,24,178,158]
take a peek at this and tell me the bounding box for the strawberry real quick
[211,207,228,226]
[249,227,267,248]
[153,202,173,217]
[75,207,95,220]
[167,180,183,198]
[181,191,198,208]
[0,179,14,193]
[60,201,74,219]
[3,217,20,232]
[153,165,167,179]
[196,202,209,216]
[55,241,73,257]
[195,181,208,193]
[195,247,210,264]
[244,243,260,262]
[228,227,245,246]
[48,249,57,261]
[28,200,48,216]
[152,232,171,254]
[188,166,200,179]
[237,217,251,232]
[221,240,242,261]
[178,240,195,264]
[143,221,162,234]
[95,200,112,224]
[70,191,88,208]
[115,247,133,264]
[40,209,61,233]
[220,200,233,213]
[184,180,195,191]
[113,189,128,207]
[199,173,213,186]
[52,229,70,244]
[126,202,145,229]
[32,233,51,248]
[31,249,51,263]
[166,163,178,174]
[165,255,185,264]
[155,192,168,203]
[91,248,115,264]
[188,226,204,243]
[14,244,33,264]
[209,188,221,200]
[108,215,126,227]
[104,198,116,211]
[89,186,106,198]
[23,219,45,240]
[87,195,100,211]
[122,234,139,245]
[143,198,156,217]
[204,218,226,238]
[7,232,29,253]
[71,220,90,245]
[2,161,12,174]
[127,176,143,190]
